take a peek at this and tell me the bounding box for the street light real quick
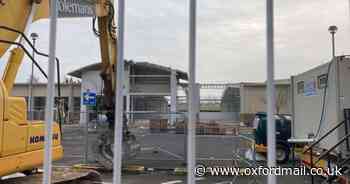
[29,32,39,120]
[328,25,338,58]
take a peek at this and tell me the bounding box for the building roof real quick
[67,60,188,80]
[240,79,291,87]
[14,82,80,86]
[221,79,291,99]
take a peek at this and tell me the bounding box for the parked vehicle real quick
[253,112,292,163]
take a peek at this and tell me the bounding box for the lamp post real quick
[328,25,338,58]
[29,32,39,120]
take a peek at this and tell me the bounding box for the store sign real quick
[83,90,97,106]
[58,0,96,17]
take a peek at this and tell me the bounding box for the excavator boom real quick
[0,0,49,57]
[0,0,138,180]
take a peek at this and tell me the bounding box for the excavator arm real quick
[0,0,114,94]
[1,0,117,110]
[96,9,117,113]
[0,0,49,57]
[0,0,138,173]
[0,0,31,57]
[0,0,49,93]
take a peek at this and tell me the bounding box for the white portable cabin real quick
[291,55,350,152]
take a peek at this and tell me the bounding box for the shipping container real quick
[291,55,350,153]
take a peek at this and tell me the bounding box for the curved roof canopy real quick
[68,60,188,80]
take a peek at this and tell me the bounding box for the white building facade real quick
[68,61,188,125]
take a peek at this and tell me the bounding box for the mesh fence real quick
[27,110,80,124]
[125,112,187,168]
[44,110,262,183]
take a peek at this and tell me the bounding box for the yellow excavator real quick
[0,0,138,181]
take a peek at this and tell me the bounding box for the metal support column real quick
[266,0,276,184]
[170,69,177,125]
[310,147,314,184]
[29,37,36,120]
[344,109,350,151]
[126,94,131,122]
[85,110,89,163]
[42,0,58,183]
[113,0,125,183]
[188,0,197,183]
[130,95,134,124]
[80,98,87,126]
[68,82,74,123]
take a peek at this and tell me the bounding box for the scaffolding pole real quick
[42,0,58,184]
[187,0,197,183]
[113,0,125,183]
[266,0,276,184]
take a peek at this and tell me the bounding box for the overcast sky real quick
[1,0,350,83]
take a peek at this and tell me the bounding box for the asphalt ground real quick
[57,124,248,167]
[54,124,321,184]
[99,172,323,184]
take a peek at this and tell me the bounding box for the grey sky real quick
[1,0,350,83]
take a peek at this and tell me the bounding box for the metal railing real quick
[302,109,350,184]
[27,110,81,124]
[303,120,346,154]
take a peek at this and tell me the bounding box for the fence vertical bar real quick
[170,69,177,125]
[85,110,89,163]
[310,147,314,184]
[266,0,276,184]
[42,0,58,183]
[344,109,350,151]
[113,0,125,183]
[188,0,197,183]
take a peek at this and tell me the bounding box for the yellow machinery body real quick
[0,0,116,176]
[0,0,116,177]
[0,47,63,177]
[0,0,65,177]
[0,77,63,176]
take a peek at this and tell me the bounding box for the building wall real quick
[80,71,104,95]
[240,84,291,114]
[221,83,291,115]
[11,83,81,122]
[221,87,240,112]
[12,84,81,97]
[131,83,170,94]
[292,62,337,150]
[291,58,350,151]
[10,62,186,124]
[78,65,174,125]
[339,59,350,110]
[199,112,240,121]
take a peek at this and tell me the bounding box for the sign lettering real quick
[29,133,59,144]
[58,0,96,17]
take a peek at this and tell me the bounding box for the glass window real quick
[33,97,46,110]
[297,81,304,94]
[73,97,81,111]
[318,74,328,89]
